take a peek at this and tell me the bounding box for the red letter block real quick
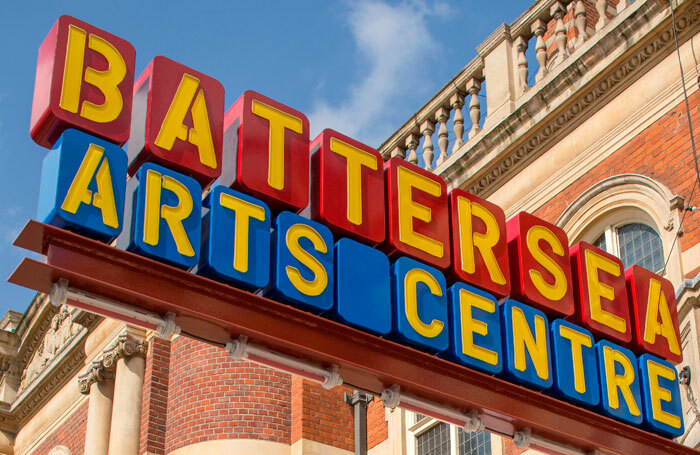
[310,129,385,244]
[449,189,509,298]
[30,16,135,149]
[627,266,682,364]
[385,157,450,270]
[128,56,224,186]
[571,242,631,344]
[507,212,574,317]
[221,91,309,212]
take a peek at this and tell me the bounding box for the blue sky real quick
[0,0,527,316]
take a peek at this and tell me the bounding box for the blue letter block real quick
[198,186,270,290]
[391,257,448,353]
[334,238,391,336]
[596,339,643,425]
[639,353,684,438]
[448,283,502,375]
[551,319,600,408]
[37,129,127,242]
[502,300,552,390]
[270,212,334,313]
[125,163,201,269]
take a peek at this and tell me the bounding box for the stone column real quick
[103,333,147,455]
[80,360,115,455]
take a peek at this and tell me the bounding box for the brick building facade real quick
[1,1,700,454]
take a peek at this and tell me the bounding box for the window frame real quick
[406,411,499,455]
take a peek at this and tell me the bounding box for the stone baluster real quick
[575,0,588,48]
[466,78,482,138]
[617,0,629,15]
[405,133,420,165]
[596,0,610,31]
[514,36,529,95]
[551,2,568,62]
[531,19,548,81]
[105,333,147,455]
[435,107,450,167]
[80,360,115,455]
[450,93,465,153]
[390,145,406,159]
[420,119,436,171]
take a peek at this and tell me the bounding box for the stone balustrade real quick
[377,0,643,178]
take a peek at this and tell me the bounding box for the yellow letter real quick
[646,359,682,428]
[397,166,444,259]
[526,226,567,301]
[586,249,627,334]
[457,197,506,285]
[329,137,378,225]
[219,193,266,273]
[285,224,328,296]
[61,143,118,228]
[644,279,681,356]
[602,346,641,416]
[142,170,195,257]
[559,325,592,394]
[155,74,217,169]
[60,25,127,123]
[458,288,498,365]
[251,100,304,190]
[60,25,87,115]
[404,269,444,338]
[512,306,549,380]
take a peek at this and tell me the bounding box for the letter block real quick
[449,189,510,298]
[310,129,385,244]
[448,283,502,375]
[507,212,574,317]
[502,300,552,390]
[571,242,632,344]
[30,16,135,148]
[128,56,225,186]
[626,266,682,364]
[391,257,448,352]
[550,319,600,408]
[121,163,202,269]
[269,212,334,312]
[221,91,310,212]
[596,340,643,425]
[638,354,684,438]
[198,186,271,291]
[38,129,127,242]
[385,158,450,270]
[334,238,391,336]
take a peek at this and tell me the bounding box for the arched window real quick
[592,222,665,272]
[556,174,683,282]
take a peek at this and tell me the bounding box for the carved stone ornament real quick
[101,334,147,369]
[77,359,114,394]
[48,446,72,455]
[19,305,78,391]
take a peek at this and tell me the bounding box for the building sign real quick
[29,15,685,440]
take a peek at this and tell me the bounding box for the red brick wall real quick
[141,337,171,455]
[532,89,700,274]
[291,377,354,451]
[165,336,291,453]
[32,399,88,455]
[367,397,388,450]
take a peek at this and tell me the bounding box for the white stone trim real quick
[168,439,291,455]
[291,438,353,455]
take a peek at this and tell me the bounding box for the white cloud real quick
[1,207,24,248]
[308,0,450,147]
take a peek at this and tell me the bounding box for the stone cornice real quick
[439,1,700,198]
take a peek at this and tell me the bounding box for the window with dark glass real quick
[416,422,451,455]
[458,429,491,455]
[591,223,664,273]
